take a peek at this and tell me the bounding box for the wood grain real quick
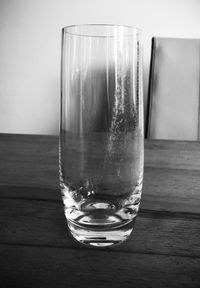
[0,134,59,188]
[1,244,200,288]
[0,197,200,258]
[0,134,200,288]
[145,139,200,170]
[0,134,200,213]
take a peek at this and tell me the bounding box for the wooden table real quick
[0,134,200,288]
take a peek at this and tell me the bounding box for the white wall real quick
[0,0,200,135]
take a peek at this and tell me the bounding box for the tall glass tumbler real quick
[60,24,143,247]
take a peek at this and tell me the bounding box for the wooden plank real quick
[142,167,200,213]
[1,134,200,190]
[1,161,200,214]
[0,198,200,258]
[0,185,61,202]
[0,134,59,188]
[0,244,200,288]
[145,139,200,170]
[0,134,200,172]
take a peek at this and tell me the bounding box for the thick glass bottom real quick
[67,218,135,247]
[61,181,142,247]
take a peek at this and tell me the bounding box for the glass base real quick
[67,219,135,247]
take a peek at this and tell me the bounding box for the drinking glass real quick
[60,24,143,247]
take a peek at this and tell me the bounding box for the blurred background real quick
[0,0,200,135]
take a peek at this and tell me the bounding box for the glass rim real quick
[62,24,142,38]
